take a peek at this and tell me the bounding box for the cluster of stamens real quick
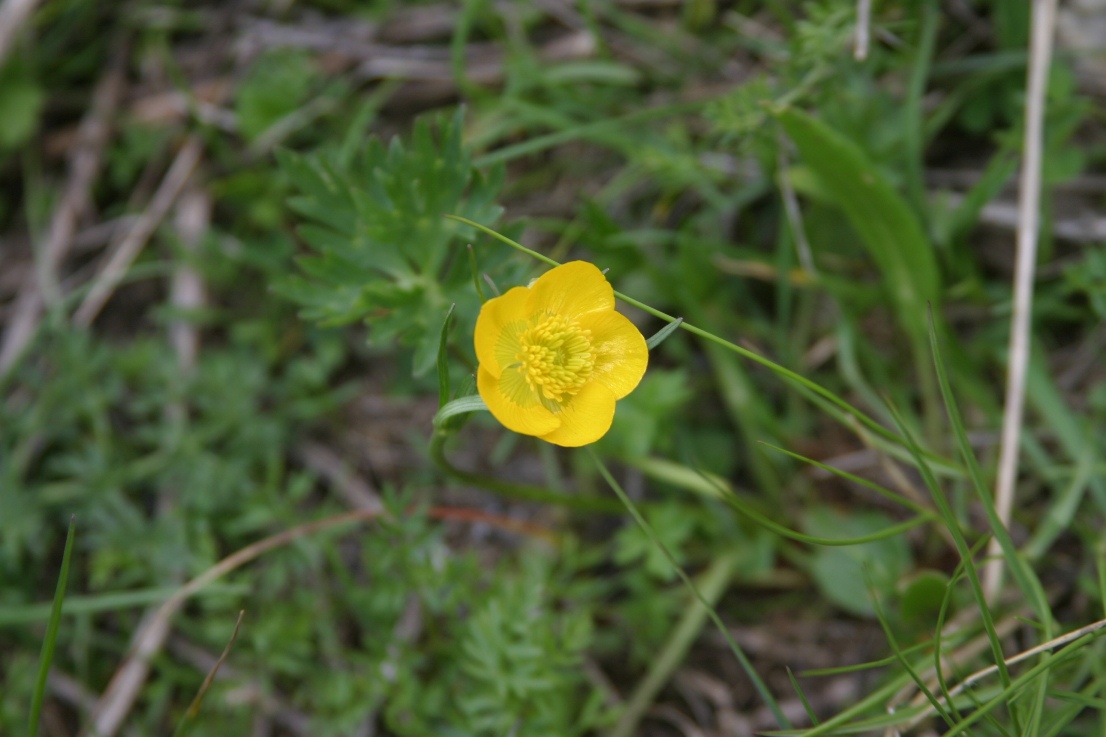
[516,313,594,404]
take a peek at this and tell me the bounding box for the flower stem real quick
[444,214,950,463]
[428,429,623,513]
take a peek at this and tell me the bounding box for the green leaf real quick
[278,109,505,375]
[236,50,319,143]
[0,61,44,150]
[645,317,683,350]
[436,304,455,409]
[897,569,949,624]
[775,106,940,339]
[805,507,912,617]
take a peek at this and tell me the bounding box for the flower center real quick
[515,313,594,404]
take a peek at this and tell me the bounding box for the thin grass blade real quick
[28,516,76,737]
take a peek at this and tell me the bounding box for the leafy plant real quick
[277,111,507,375]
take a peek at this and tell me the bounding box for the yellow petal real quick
[578,310,648,400]
[478,365,561,436]
[539,381,617,447]
[528,261,614,320]
[474,285,531,379]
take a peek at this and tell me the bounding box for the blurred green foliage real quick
[2,0,1106,734]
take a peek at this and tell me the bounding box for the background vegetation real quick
[2,0,1105,735]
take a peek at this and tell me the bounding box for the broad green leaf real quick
[804,507,912,617]
[775,107,939,339]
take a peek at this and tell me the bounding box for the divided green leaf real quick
[277,110,505,375]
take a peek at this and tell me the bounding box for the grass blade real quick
[606,550,740,737]
[927,311,1052,631]
[28,515,76,737]
[645,316,683,350]
[588,448,790,730]
[773,107,939,341]
[883,398,1014,693]
[172,610,245,737]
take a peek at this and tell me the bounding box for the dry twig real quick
[854,0,872,60]
[0,0,41,67]
[898,617,1106,731]
[74,136,204,327]
[984,0,1058,600]
[0,46,128,374]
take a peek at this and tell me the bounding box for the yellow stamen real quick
[516,313,594,405]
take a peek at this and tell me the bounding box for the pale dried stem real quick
[776,144,817,276]
[82,190,211,737]
[169,187,210,374]
[0,0,41,67]
[83,509,383,737]
[984,0,1058,601]
[74,136,204,327]
[854,0,872,60]
[297,442,384,513]
[885,608,1023,715]
[0,47,127,374]
[899,617,1106,731]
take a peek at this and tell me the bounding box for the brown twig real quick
[180,611,245,724]
[74,136,204,327]
[297,442,384,512]
[82,505,549,736]
[167,636,312,736]
[899,617,1106,731]
[0,44,128,374]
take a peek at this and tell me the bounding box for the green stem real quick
[444,214,942,458]
[590,449,790,730]
[428,430,622,513]
[606,550,741,737]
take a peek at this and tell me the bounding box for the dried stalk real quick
[984,0,1058,600]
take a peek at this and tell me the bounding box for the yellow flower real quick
[474,261,648,447]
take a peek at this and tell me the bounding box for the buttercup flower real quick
[474,261,648,447]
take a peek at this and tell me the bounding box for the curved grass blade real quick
[589,449,790,730]
[28,516,76,737]
[883,398,1015,695]
[758,441,935,516]
[773,107,939,340]
[872,585,956,730]
[444,214,929,455]
[787,667,820,726]
[433,394,487,429]
[927,310,1052,631]
[466,244,486,303]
